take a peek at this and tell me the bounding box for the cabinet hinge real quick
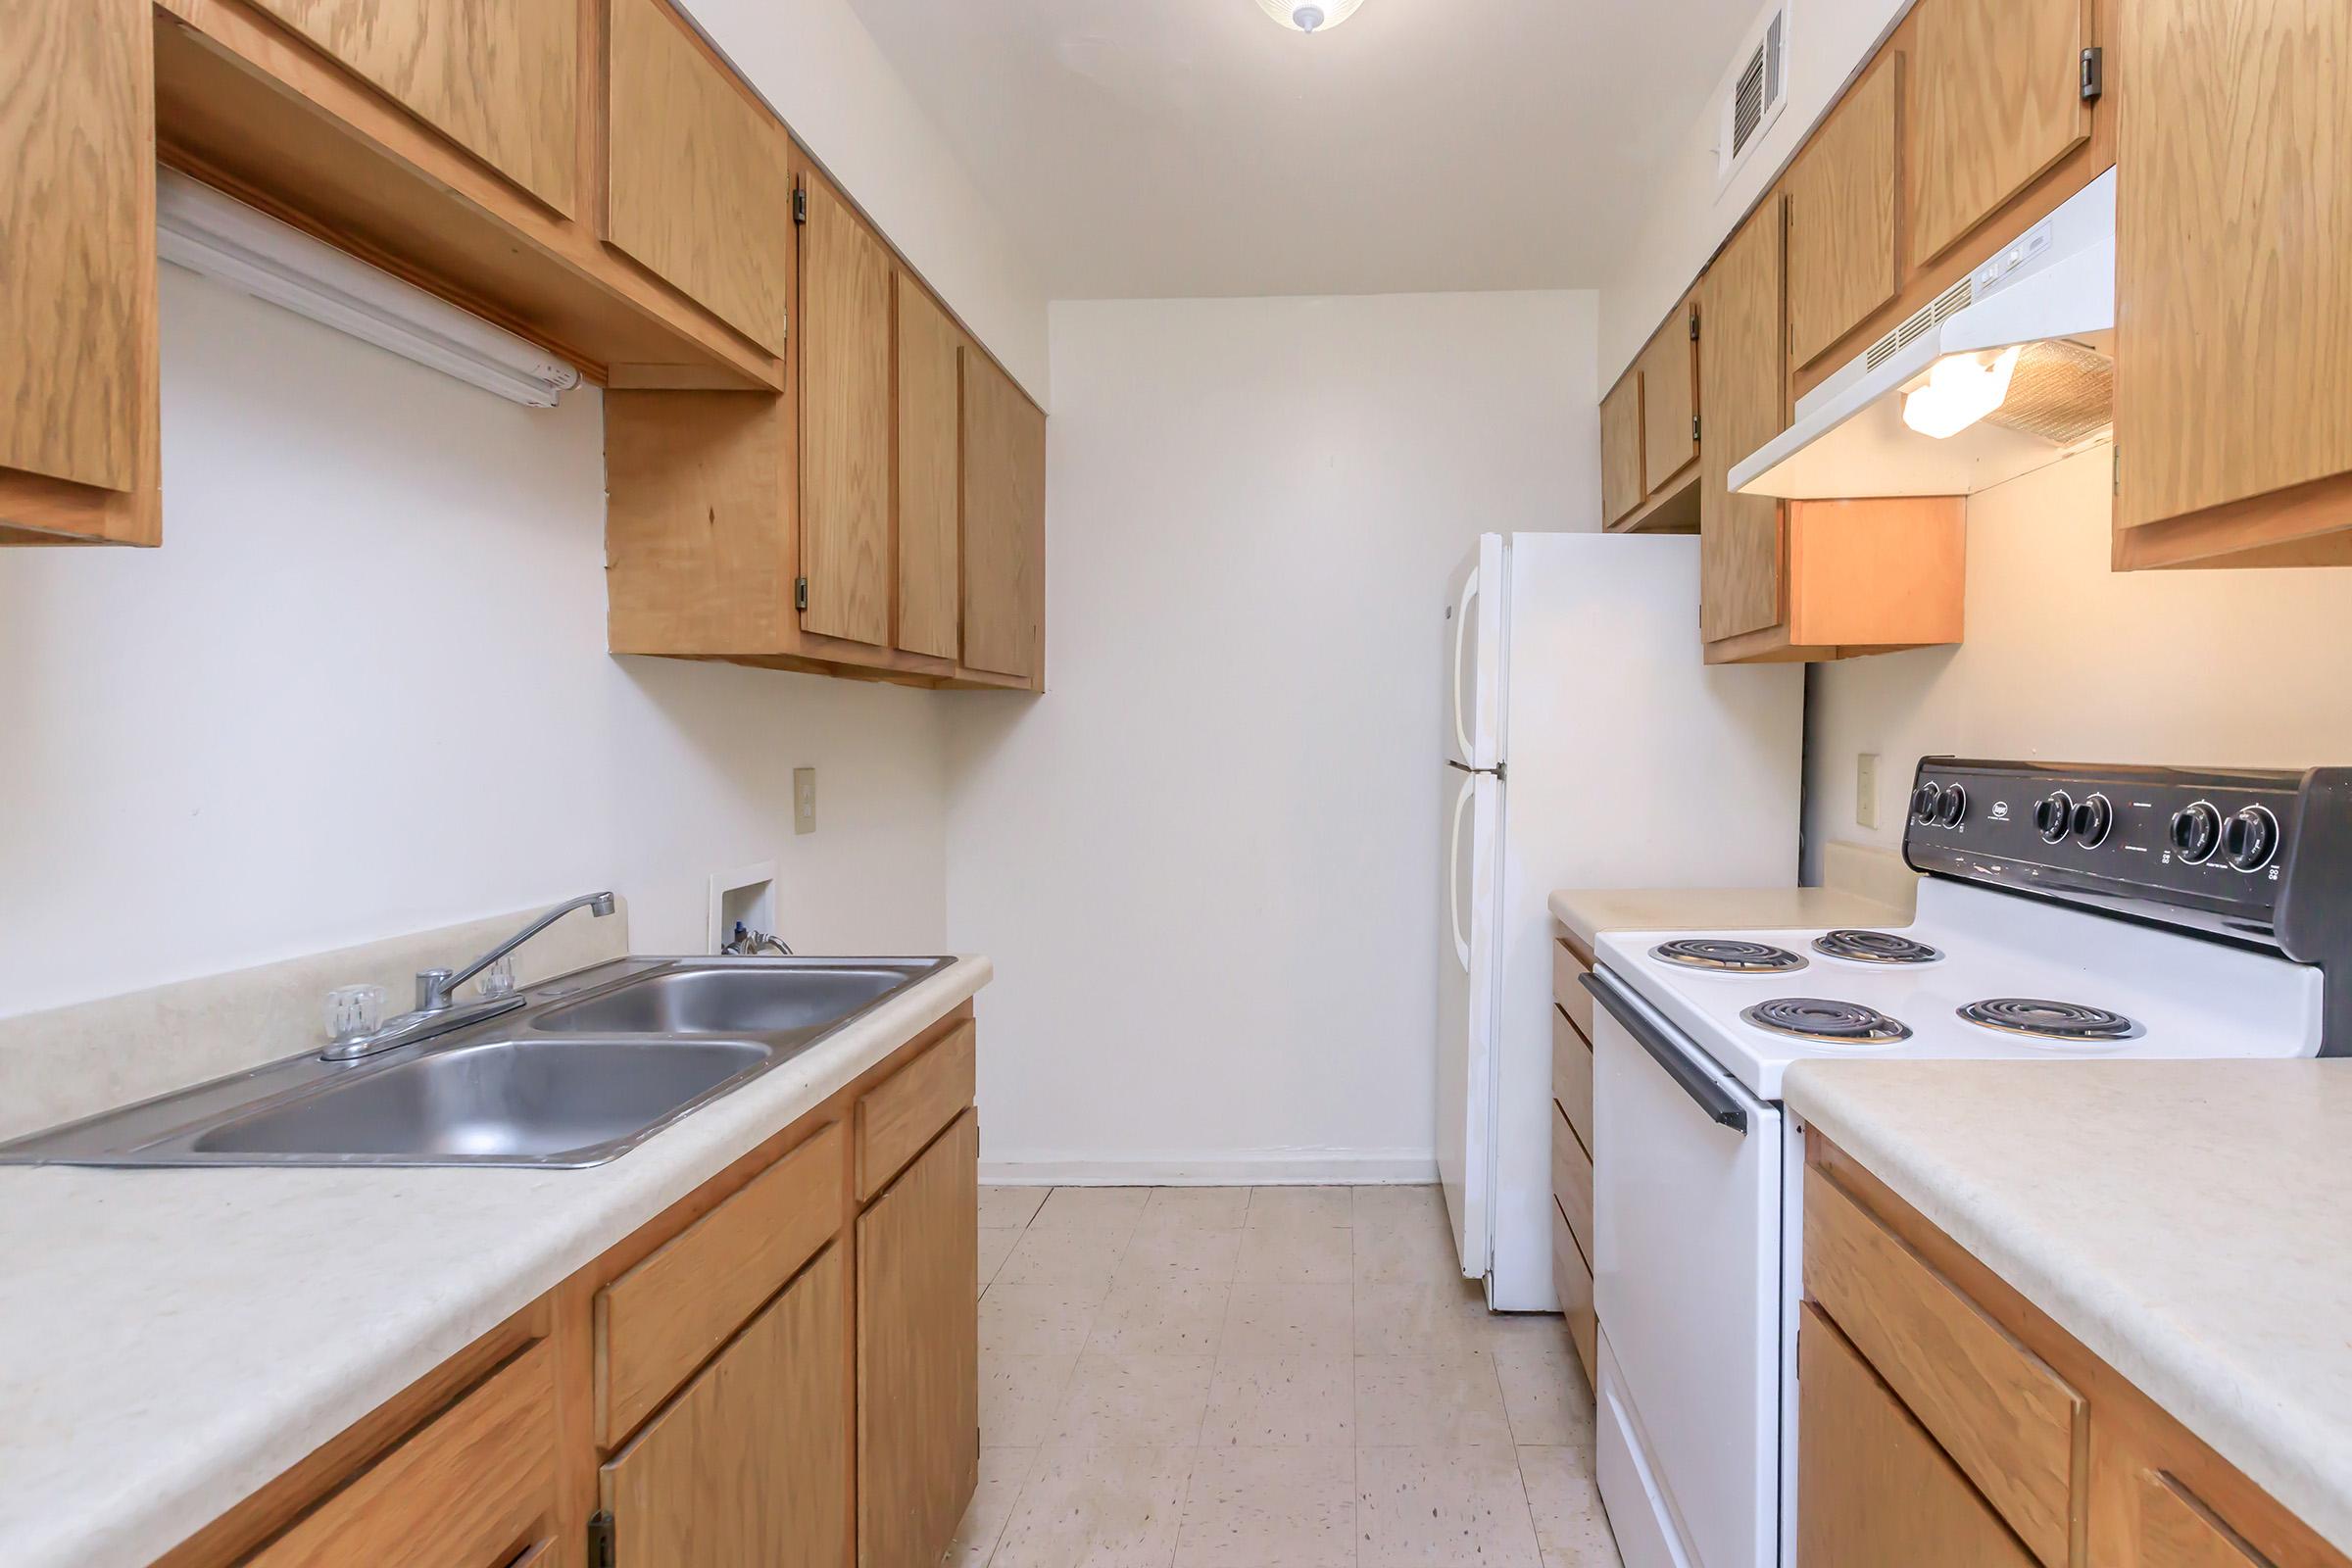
[1691,415,1702,443]
[2080,46,2104,102]
[795,575,808,612]
[588,1510,616,1568]
[792,187,808,224]
[1689,304,1700,342]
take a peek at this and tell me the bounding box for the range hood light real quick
[1901,346,2023,440]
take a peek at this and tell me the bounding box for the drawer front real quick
[1551,1195,1596,1390]
[1804,1165,2084,1568]
[1551,1098,1594,1264]
[1551,1004,1593,1156]
[597,1123,844,1446]
[2134,1470,2273,1568]
[1552,937,1594,1040]
[243,1340,556,1568]
[858,1020,976,1200]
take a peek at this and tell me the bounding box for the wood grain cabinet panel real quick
[858,1108,980,1568]
[896,275,962,659]
[2132,1470,2276,1568]
[1550,1099,1593,1263]
[1552,1006,1592,1156]
[601,1245,852,1568]
[1552,938,1594,1041]
[1797,1303,2037,1568]
[798,173,895,650]
[0,0,152,515]
[1784,55,1900,371]
[1551,1196,1595,1390]
[857,1020,975,1201]
[244,0,577,215]
[1698,201,1787,648]
[960,349,1047,682]
[1634,299,1698,495]
[1599,372,1643,526]
[1909,0,2089,266]
[605,0,793,355]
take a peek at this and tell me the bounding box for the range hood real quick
[1731,167,2116,500]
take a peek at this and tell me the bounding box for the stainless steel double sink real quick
[0,956,952,1169]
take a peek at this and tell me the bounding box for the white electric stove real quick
[1581,758,2352,1568]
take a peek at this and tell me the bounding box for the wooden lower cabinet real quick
[858,1109,981,1568]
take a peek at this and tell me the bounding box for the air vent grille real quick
[1717,4,1789,185]
[1864,275,1975,371]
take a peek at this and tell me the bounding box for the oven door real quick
[1584,966,1783,1568]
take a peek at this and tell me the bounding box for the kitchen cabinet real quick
[896,275,963,661]
[960,349,1048,682]
[1599,295,1700,536]
[0,0,158,545]
[1783,52,1899,373]
[2111,0,2352,570]
[798,171,895,651]
[1599,372,1643,528]
[1548,929,1598,1393]
[1697,202,1788,652]
[1908,0,2090,268]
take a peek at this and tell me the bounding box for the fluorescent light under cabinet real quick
[155,168,582,408]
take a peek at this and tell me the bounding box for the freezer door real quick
[1445,535,1503,770]
[1436,765,1499,1278]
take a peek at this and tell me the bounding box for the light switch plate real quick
[793,767,816,835]
[1856,753,1880,829]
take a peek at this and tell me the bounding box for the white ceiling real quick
[847,0,1761,300]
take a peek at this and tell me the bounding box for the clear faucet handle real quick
[325,984,387,1044]
[476,956,517,999]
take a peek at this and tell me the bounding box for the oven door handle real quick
[1582,967,1750,1135]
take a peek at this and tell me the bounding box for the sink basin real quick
[184,1036,775,1163]
[532,965,910,1037]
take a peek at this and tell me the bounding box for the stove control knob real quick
[2171,801,2223,864]
[2034,790,2074,844]
[2221,805,2279,872]
[1936,784,1969,826]
[1912,783,1943,824]
[2071,793,2113,848]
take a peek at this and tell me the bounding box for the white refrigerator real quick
[1438,532,1803,1310]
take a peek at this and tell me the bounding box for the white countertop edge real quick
[1784,1065,2352,1558]
[3,956,992,1568]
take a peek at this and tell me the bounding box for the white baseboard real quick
[978,1150,1439,1187]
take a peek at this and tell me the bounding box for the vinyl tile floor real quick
[948,1184,1621,1568]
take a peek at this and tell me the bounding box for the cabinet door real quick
[1784,56,1900,371]
[2132,1470,2274,1568]
[1797,1304,2037,1568]
[0,0,150,501]
[960,352,1046,681]
[1635,299,1698,494]
[601,1245,851,1568]
[606,0,793,355]
[798,174,894,649]
[2114,0,2352,536]
[896,276,961,659]
[1598,372,1643,525]
[1698,202,1787,647]
[1910,0,2089,266]
[245,0,576,215]
[858,1108,980,1568]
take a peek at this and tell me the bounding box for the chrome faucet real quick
[322,892,616,1062]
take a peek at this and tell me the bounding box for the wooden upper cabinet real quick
[0,0,156,544]
[798,173,894,650]
[1599,372,1643,526]
[960,351,1047,683]
[2113,0,2352,565]
[1698,202,1788,648]
[246,0,577,216]
[1909,0,2090,266]
[606,0,793,356]
[1635,297,1699,495]
[896,277,962,660]
[1784,55,1901,371]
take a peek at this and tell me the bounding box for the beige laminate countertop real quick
[1783,1058,2352,1557]
[1547,885,1908,952]
[0,956,992,1568]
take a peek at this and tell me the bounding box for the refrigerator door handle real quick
[1450,565,1480,763]
[1447,776,1475,972]
[1583,967,1749,1134]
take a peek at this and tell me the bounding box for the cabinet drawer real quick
[596,1124,844,1446]
[242,1340,556,1568]
[2134,1470,2273,1568]
[1804,1165,2084,1568]
[1552,938,1594,1040]
[858,1020,976,1200]
[1551,1005,1593,1155]
[1551,1099,1593,1263]
[1551,1195,1595,1390]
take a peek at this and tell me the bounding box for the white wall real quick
[1597,0,1906,377]
[945,292,1599,1181]
[681,0,1052,403]
[0,268,950,1018]
[1805,448,2352,874]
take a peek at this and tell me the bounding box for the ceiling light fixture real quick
[1257,0,1366,33]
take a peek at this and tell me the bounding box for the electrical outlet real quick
[1856,753,1880,829]
[793,767,816,835]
